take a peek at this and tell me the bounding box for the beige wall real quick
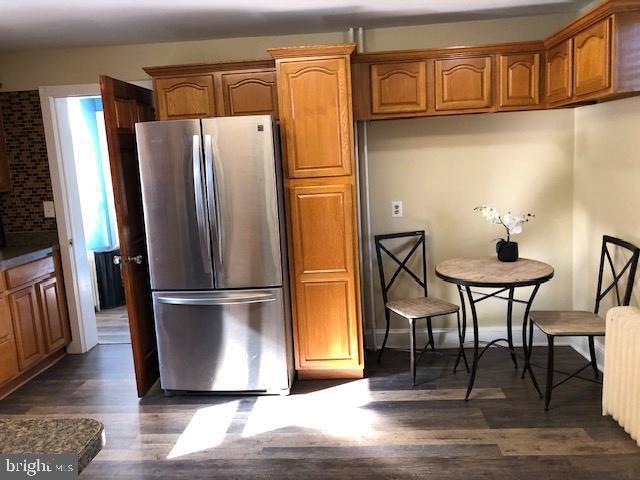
[0,13,574,91]
[368,110,575,330]
[573,96,640,314]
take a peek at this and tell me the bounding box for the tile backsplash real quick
[0,90,57,233]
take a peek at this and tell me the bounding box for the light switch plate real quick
[43,201,56,218]
[391,200,403,218]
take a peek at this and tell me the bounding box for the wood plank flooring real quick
[95,306,130,344]
[0,345,638,479]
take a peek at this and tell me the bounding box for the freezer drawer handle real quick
[156,293,276,306]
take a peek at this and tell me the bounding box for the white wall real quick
[571,96,640,363]
[0,13,574,92]
[368,110,575,333]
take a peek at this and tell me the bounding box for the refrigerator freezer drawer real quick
[153,289,290,393]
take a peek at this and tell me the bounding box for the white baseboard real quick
[367,326,573,350]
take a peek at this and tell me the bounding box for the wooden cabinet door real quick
[220,70,278,117]
[499,53,541,108]
[278,57,354,178]
[289,181,362,371]
[574,18,611,98]
[546,40,573,104]
[435,56,492,111]
[371,61,427,114]
[155,75,216,120]
[9,285,44,371]
[0,297,19,384]
[37,276,70,353]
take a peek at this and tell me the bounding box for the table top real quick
[435,256,554,287]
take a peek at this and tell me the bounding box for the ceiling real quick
[0,0,591,51]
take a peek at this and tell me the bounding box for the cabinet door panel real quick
[37,276,70,353]
[289,182,361,369]
[0,297,19,383]
[435,56,492,111]
[221,70,278,117]
[546,40,573,104]
[499,53,541,108]
[155,75,216,120]
[371,61,427,114]
[574,18,611,97]
[278,58,353,178]
[9,285,44,371]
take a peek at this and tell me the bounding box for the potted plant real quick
[474,206,535,262]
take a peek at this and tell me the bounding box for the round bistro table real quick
[435,257,554,400]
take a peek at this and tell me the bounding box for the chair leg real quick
[377,308,391,364]
[545,335,555,411]
[588,335,600,379]
[426,317,435,351]
[410,318,417,386]
[528,318,542,398]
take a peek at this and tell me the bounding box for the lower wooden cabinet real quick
[435,56,492,111]
[9,285,45,371]
[288,181,362,373]
[0,298,19,384]
[37,275,70,353]
[0,252,70,398]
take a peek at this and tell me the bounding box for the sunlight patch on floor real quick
[167,400,240,459]
[242,378,376,439]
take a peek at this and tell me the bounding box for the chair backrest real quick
[594,235,640,314]
[375,231,427,306]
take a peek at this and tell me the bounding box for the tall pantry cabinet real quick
[268,44,364,379]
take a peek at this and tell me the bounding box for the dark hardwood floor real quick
[95,306,130,344]
[0,344,638,479]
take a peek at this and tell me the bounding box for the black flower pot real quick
[496,240,519,262]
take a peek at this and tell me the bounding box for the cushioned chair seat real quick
[530,310,605,336]
[386,296,459,319]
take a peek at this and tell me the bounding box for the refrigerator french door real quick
[136,116,292,394]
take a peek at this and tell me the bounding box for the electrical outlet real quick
[391,200,403,218]
[43,201,56,218]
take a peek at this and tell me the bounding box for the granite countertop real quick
[0,231,60,269]
[0,417,105,473]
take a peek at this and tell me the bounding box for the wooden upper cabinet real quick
[155,75,216,120]
[9,285,45,371]
[37,276,70,353]
[277,57,353,178]
[435,56,492,111]
[0,107,11,193]
[220,70,278,117]
[499,53,541,108]
[573,17,611,98]
[370,61,427,114]
[546,40,573,105]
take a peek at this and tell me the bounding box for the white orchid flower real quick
[475,206,535,241]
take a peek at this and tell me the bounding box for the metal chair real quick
[375,230,469,386]
[528,235,640,410]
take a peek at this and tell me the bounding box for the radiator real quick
[603,306,640,446]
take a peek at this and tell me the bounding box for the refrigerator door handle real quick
[156,292,276,306]
[192,135,212,273]
[204,134,223,263]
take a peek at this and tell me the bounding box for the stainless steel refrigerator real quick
[135,116,293,395]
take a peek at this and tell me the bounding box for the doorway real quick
[40,82,152,354]
[64,95,130,344]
